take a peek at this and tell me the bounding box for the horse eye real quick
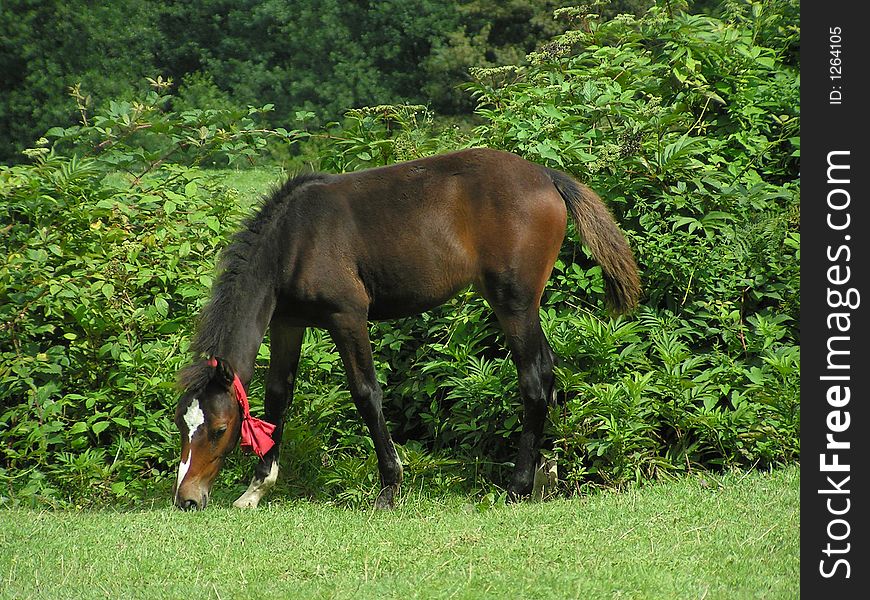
[210,425,228,439]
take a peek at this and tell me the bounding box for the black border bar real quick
[802,2,869,595]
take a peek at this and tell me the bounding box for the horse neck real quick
[197,281,276,386]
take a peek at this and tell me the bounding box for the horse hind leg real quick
[478,267,557,498]
[502,312,556,499]
[234,323,305,509]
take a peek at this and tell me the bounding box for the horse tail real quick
[544,167,641,314]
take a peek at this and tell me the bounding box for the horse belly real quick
[364,243,476,320]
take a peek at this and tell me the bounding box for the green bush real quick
[0,80,304,505]
[464,1,801,489]
[1,1,800,507]
[312,1,800,494]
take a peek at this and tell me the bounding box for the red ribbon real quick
[233,375,276,457]
[207,358,276,458]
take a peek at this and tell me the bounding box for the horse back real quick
[279,149,567,320]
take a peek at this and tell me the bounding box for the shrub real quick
[0,79,305,505]
[312,1,800,495]
[461,1,800,489]
[1,1,801,507]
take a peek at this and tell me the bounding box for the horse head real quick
[173,358,243,510]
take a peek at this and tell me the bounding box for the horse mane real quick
[176,360,214,394]
[184,171,327,374]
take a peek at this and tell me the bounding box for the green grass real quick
[214,166,288,202]
[0,466,798,599]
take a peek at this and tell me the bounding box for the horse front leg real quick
[328,312,403,510]
[233,323,305,508]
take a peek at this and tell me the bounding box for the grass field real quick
[0,167,799,598]
[216,166,289,201]
[0,465,799,599]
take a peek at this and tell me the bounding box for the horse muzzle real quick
[176,491,209,511]
[175,480,210,511]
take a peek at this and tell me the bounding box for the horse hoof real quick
[507,483,533,503]
[233,495,260,509]
[506,489,526,504]
[374,484,399,510]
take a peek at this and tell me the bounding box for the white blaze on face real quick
[176,398,205,493]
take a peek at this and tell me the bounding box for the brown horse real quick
[173,148,640,510]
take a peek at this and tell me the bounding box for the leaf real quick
[538,104,564,120]
[532,142,563,165]
[69,422,88,435]
[702,89,727,105]
[659,135,703,170]
[672,216,700,233]
[746,367,765,385]
[154,297,169,317]
[91,421,110,435]
[701,211,735,225]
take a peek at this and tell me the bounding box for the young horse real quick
[173,148,640,510]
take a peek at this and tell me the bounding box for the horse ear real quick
[210,357,235,390]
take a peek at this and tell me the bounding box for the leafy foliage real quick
[1,0,586,162]
[0,81,302,505]
[1,1,799,507]
[311,0,800,497]
[0,0,161,163]
[459,1,800,490]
